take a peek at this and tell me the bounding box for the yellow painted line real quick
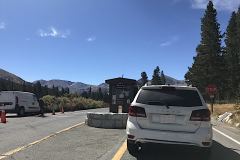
[0,122,85,160]
[112,140,127,160]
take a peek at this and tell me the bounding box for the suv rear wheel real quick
[200,147,212,160]
[127,140,139,157]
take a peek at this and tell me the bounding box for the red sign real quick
[206,84,217,95]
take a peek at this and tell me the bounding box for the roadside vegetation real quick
[231,110,240,126]
[209,104,237,116]
[185,1,240,105]
[181,1,240,128]
[41,94,109,112]
[210,103,240,128]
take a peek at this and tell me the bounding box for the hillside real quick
[165,75,186,85]
[0,69,25,84]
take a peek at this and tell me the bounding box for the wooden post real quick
[210,95,214,114]
[211,100,213,113]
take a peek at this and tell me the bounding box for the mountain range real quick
[0,68,186,94]
[33,79,108,94]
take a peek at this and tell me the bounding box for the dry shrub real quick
[234,104,240,110]
[232,110,240,124]
[42,95,108,112]
[208,104,236,116]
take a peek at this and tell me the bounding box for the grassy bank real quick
[208,104,237,116]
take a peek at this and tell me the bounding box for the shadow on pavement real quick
[6,113,47,118]
[134,141,240,160]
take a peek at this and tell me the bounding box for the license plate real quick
[152,114,176,123]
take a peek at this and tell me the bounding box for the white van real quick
[0,91,40,116]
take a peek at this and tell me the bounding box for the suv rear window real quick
[136,88,202,107]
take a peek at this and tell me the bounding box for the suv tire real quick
[17,107,25,117]
[127,140,139,157]
[200,147,212,160]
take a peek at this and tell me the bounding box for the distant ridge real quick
[0,68,186,94]
[33,79,109,94]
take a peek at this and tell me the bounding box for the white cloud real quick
[191,0,240,11]
[0,22,6,30]
[86,36,96,42]
[172,0,181,4]
[160,36,179,47]
[38,26,70,38]
[160,41,172,47]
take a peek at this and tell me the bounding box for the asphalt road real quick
[0,109,239,160]
[0,108,108,157]
[121,124,240,160]
[3,125,126,160]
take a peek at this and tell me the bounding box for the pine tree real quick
[236,8,240,100]
[65,87,70,94]
[151,66,162,85]
[22,81,26,92]
[81,91,88,98]
[98,87,103,100]
[140,71,148,86]
[224,11,239,99]
[88,87,92,98]
[37,81,42,96]
[49,85,55,96]
[161,71,166,85]
[61,87,65,96]
[34,81,42,98]
[237,8,240,54]
[0,80,3,91]
[42,85,48,96]
[54,86,59,97]
[11,80,14,90]
[25,83,33,93]
[102,92,108,103]
[185,1,224,97]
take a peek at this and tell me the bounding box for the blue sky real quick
[0,0,239,85]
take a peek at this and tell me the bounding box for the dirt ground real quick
[208,103,240,126]
[208,104,236,116]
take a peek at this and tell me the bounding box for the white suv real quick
[126,85,212,157]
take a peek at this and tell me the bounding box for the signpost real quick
[106,78,137,113]
[206,84,217,113]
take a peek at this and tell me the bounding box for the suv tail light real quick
[190,109,211,121]
[129,106,146,117]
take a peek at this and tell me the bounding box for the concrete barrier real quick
[85,112,128,129]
